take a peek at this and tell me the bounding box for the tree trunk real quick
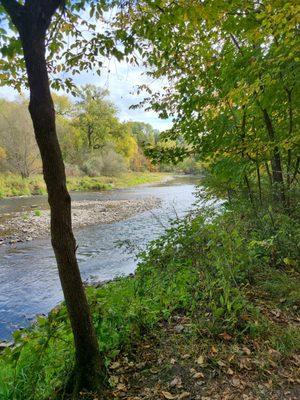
[244,174,254,205]
[262,109,285,206]
[256,161,262,205]
[265,161,273,187]
[17,21,106,397]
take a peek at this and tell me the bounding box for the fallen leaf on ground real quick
[181,354,190,359]
[117,383,127,391]
[219,332,232,341]
[231,377,241,387]
[242,347,251,355]
[161,391,177,399]
[193,372,204,379]
[238,357,251,370]
[178,392,190,399]
[110,361,121,370]
[136,362,147,370]
[211,346,218,354]
[268,348,281,358]
[170,376,182,388]
[196,355,204,365]
[217,360,226,367]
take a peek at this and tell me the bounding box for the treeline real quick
[0,85,160,179]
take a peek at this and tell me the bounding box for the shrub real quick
[82,149,127,177]
[82,155,104,177]
[100,149,127,177]
[64,163,83,177]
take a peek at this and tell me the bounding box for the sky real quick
[0,60,172,132]
[0,6,172,132]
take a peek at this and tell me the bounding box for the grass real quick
[0,172,169,199]
[66,172,169,192]
[0,199,299,399]
[0,174,47,198]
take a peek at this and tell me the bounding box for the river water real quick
[0,176,199,339]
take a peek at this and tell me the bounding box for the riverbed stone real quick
[0,197,161,244]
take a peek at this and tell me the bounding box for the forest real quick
[0,1,299,400]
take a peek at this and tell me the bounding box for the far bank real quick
[0,172,171,199]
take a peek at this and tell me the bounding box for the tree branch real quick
[0,0,23,28]
[43,0,66,19]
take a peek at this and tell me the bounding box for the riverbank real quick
[0,197,160,244]
[0,199,299,399]
[0,172,170,199]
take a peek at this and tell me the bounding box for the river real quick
[0,176,199,339]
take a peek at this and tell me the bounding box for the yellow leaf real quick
[196,355,204,365]
[211,346,218,354]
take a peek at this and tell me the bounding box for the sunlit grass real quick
[0,172,169,199]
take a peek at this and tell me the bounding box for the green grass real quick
[0,174,47,198]
[0,172,169,199]
[66,172,169,192]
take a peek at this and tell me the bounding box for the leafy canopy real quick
[0,0,134,93]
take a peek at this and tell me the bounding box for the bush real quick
[64,163,83,177]
[82,149,127,177]
[100,149,127,177]
[82,155,104,177]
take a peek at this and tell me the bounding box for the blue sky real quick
[0,60,172,131]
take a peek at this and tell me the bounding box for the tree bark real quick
[244,174,254,205]
[1,0,106,395]
[262,109,286,206]
[255,161,262,205]
[285,87,293,210]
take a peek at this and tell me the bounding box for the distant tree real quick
[0,99,41,177]
[126,121,158,146]
[75,85,121,150]
[53,94,85,167]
